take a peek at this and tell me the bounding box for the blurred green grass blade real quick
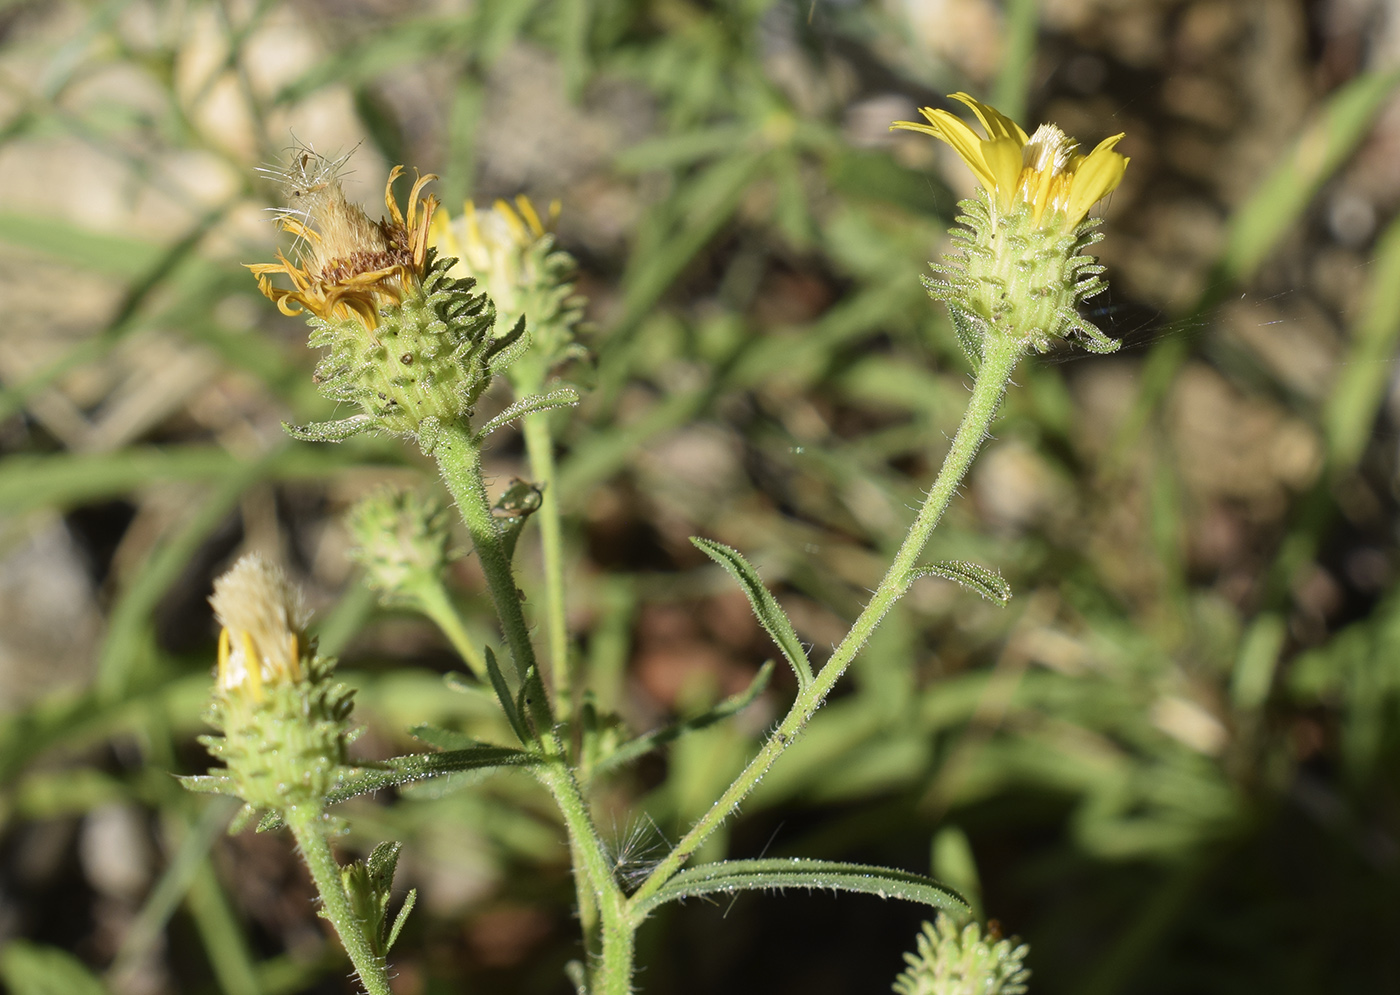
[0,675,208,786]
[1323,211,1400,468]
[561,382,714,493]
[631,858,968,918]
[1114,69,1400,464]
[0,212,163,276]
[615,124,752,172]
[275,18,471,103]
[0,940,107,995]
[111,799,240,984]
[477,0,542,64]
[0,202,234,422]
[13,767,125,818]
[825,148,951,217]
[558,0,592,98]
[313,579,377,659]
[1219,68,1400,282]
[95,454,279,699]
[609,151,766,343]
[931,825,983,921]
[0,444,401,515]
[441,77,485,208]
[186,855,263,995]
[989,0,1038,123]
[593,661,773,776]
[1231,613,1285,711]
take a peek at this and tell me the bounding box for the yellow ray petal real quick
[1063,134,1129,225]
[949,92,1029,146]
[892,111,997,191]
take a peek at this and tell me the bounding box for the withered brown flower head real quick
[247,150,439,329]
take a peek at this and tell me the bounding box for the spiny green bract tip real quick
[892,914,1030,995]
[930,190,1119,362]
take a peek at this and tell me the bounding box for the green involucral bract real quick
[933,190,1117,361]
[893,914,1031,995]
[198,652,356,822]
[285,252,522,452]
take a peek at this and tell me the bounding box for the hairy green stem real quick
[434,419,629,989]
[434,421,553,733]
[537,762,635,995]
[522,412,573,717]
[628,336,1025,910]
[288,814,393,995]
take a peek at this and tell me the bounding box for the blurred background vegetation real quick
[0,0,1398,992]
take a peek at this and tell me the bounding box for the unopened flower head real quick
[210,553,309,698]
[892,93,1128,231]
[892,914,1030,995]
[248,148,438,330]
[346,488,457,607]
[890,95,1129,357]
[190,553,357,821]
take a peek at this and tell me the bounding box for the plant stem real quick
[434,419,629,988]
[288,813,393,995]
[522,411,573,717]
[434,421,553,733]
[537,761,635,995]
[627,336,1025,910]
[412,578,488,679]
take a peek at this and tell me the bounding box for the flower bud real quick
[346,488,457,608]
[429,196,585,385]
[893,914,1030,995]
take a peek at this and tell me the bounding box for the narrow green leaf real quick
[386,889,417,953]
[593,661,774,777]
[330,748,540,800]
[485,646,531,744]
[632,858,968,919]
[257,747,540,830]
[0,940,108,995]
[691,538,814,688]
[906,561,1012,606]
[1324,211,1400,469]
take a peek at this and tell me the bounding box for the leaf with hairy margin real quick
[691,537,813,689]
[632,858,968,918]
[907,560,1011,606]
[256,746,540,831]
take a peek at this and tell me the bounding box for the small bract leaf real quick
[477,387,581,440]
[908,560,1012,606]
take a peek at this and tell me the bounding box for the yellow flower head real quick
[247,149,439,330]
[892,93,1128,229]
[209,553,309,700]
